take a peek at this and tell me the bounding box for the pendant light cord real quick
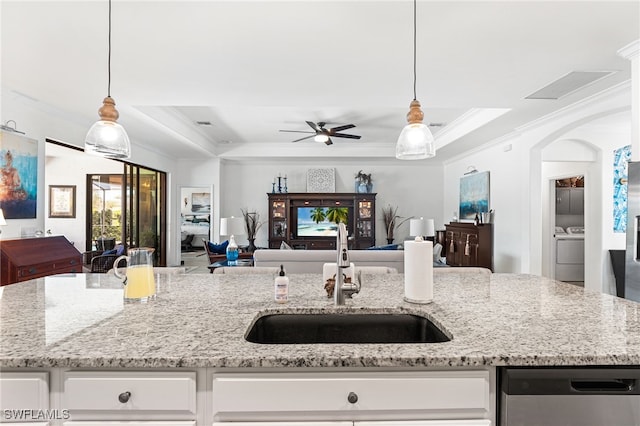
[412,0,417,101]
[107,0,112,97]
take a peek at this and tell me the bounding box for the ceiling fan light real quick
[314,134,329,143]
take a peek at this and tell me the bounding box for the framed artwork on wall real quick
[49,185,76,218]
[0,130,38,219]
[459,171,490,220]
[613,145,631,233]
[307,168,335,193]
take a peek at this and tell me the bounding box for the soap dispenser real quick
[274,264,289,303]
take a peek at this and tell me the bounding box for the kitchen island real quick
[1,271,639,424]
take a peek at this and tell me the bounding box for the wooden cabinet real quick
[445,223,493,271]
[0,236,83,286]
[267,193,376,250]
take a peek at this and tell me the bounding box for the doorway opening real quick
[552,175,585,286]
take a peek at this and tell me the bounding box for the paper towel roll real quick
[404,240,434,304]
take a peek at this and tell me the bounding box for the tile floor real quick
[180,249,210,274]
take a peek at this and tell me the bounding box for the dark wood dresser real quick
[0,236,83,286]
[444,222,494,271]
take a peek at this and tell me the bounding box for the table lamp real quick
[425,218,435,242]
[409,217,425,240]
[220,216,244,264]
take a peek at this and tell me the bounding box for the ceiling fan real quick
[279,121,361,145]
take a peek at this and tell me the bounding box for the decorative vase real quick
[247,238,257,253]
[357,182,368,193]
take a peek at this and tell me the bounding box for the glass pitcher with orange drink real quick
[114,248,156,303]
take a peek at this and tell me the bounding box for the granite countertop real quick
[1,271,639,369]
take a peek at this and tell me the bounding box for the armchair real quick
[90,254,122,273]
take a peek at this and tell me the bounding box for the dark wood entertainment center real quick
[267,193,376,250]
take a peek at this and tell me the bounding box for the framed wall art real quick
[613,145,631,233]
[49,185,76,218]
[0,130,38,219]
[306,168,335,193]
[459,171,490,220]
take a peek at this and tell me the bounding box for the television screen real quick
[297,206,349,237]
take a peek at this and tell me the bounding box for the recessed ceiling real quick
[1,1,637,163]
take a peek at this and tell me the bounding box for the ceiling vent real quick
[525,71,616,100]
[196,121,212,126]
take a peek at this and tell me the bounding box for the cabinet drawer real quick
[212,371,490,421]
[63,372,196,416]
[0,372,49,410]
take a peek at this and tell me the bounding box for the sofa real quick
[253,249,405,274]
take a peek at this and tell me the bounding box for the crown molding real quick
[617,39,640,60]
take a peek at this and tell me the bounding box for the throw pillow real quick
[103,248,117,255]
[208,240,229,254]
[115,245,125,256]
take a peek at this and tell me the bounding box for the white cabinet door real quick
[0,372,49,412]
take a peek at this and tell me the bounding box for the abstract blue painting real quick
[460,171,490,220]
[0,131,38,219]
[613,145,631,233]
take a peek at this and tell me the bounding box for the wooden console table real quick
[0,236,82,285]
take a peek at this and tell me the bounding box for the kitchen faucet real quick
[335,222,360,305]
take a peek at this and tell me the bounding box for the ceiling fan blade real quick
[279,130,315,134]
[306,121,321,132]
[328,124,355,133]
[332,133,361,139]
[291,135,315,143]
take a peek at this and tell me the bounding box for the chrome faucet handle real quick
[342,270,362,299]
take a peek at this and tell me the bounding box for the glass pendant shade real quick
[85,96,131,159]
[396,99,435,160]
[396,123,435,159]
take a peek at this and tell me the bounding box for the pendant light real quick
[396,0,435,160]
[85,0,131,159]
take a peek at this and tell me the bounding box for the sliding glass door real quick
[86,166,166,266]
[123,164,166,266]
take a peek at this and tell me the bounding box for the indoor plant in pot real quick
[381,205,411,244]
[241,208,264,252]
[355,170,373,193]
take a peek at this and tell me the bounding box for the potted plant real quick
[241,208,264,252]
[355,170,373,193]
[381,205,412,244]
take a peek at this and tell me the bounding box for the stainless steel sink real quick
[245,313,451,344]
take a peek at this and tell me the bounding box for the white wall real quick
[442,84,632,295]
[44,144,122,251]
[220,160,444,249]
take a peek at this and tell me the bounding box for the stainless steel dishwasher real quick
[499,367,640,426]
